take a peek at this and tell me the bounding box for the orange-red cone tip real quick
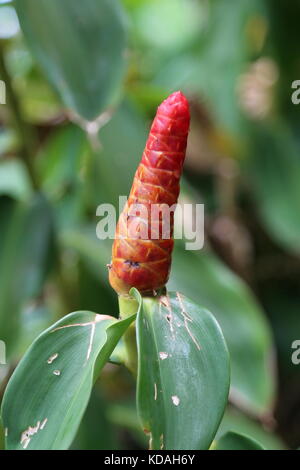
[108,91,190,295]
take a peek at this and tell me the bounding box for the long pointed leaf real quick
[169,245,275,415]
[135,290,230,450]
[1,311,135,450]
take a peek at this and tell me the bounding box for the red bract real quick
[109,91,190,294]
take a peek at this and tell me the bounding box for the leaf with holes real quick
[135,290,230,450]
[169,244,275,416]
[1,311,136,450]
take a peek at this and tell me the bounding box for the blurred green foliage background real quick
[0,0,299,449]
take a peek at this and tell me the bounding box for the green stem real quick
[0,42,39,190]
[118,295,139,376]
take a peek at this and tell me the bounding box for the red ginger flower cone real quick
[109,91,190,295]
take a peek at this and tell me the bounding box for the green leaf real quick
[38,124,89,230]
[15,0,128,121]
[0,421,5,451]
[0,159,32,201]
[0,195,54,354]
[214,431,265,450]
[218,406,286,450]
[71,388,119,450]
[153,0,266,139]
[38,124,88,195]
[247,122,300,255]
[0,129,18,156]
[169,245,275,416]
[87,100,148,209]
[135,290,230,450]
[134,0,203,52]
[1,310,136,450]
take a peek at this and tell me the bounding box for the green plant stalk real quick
[118,294,139,376]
